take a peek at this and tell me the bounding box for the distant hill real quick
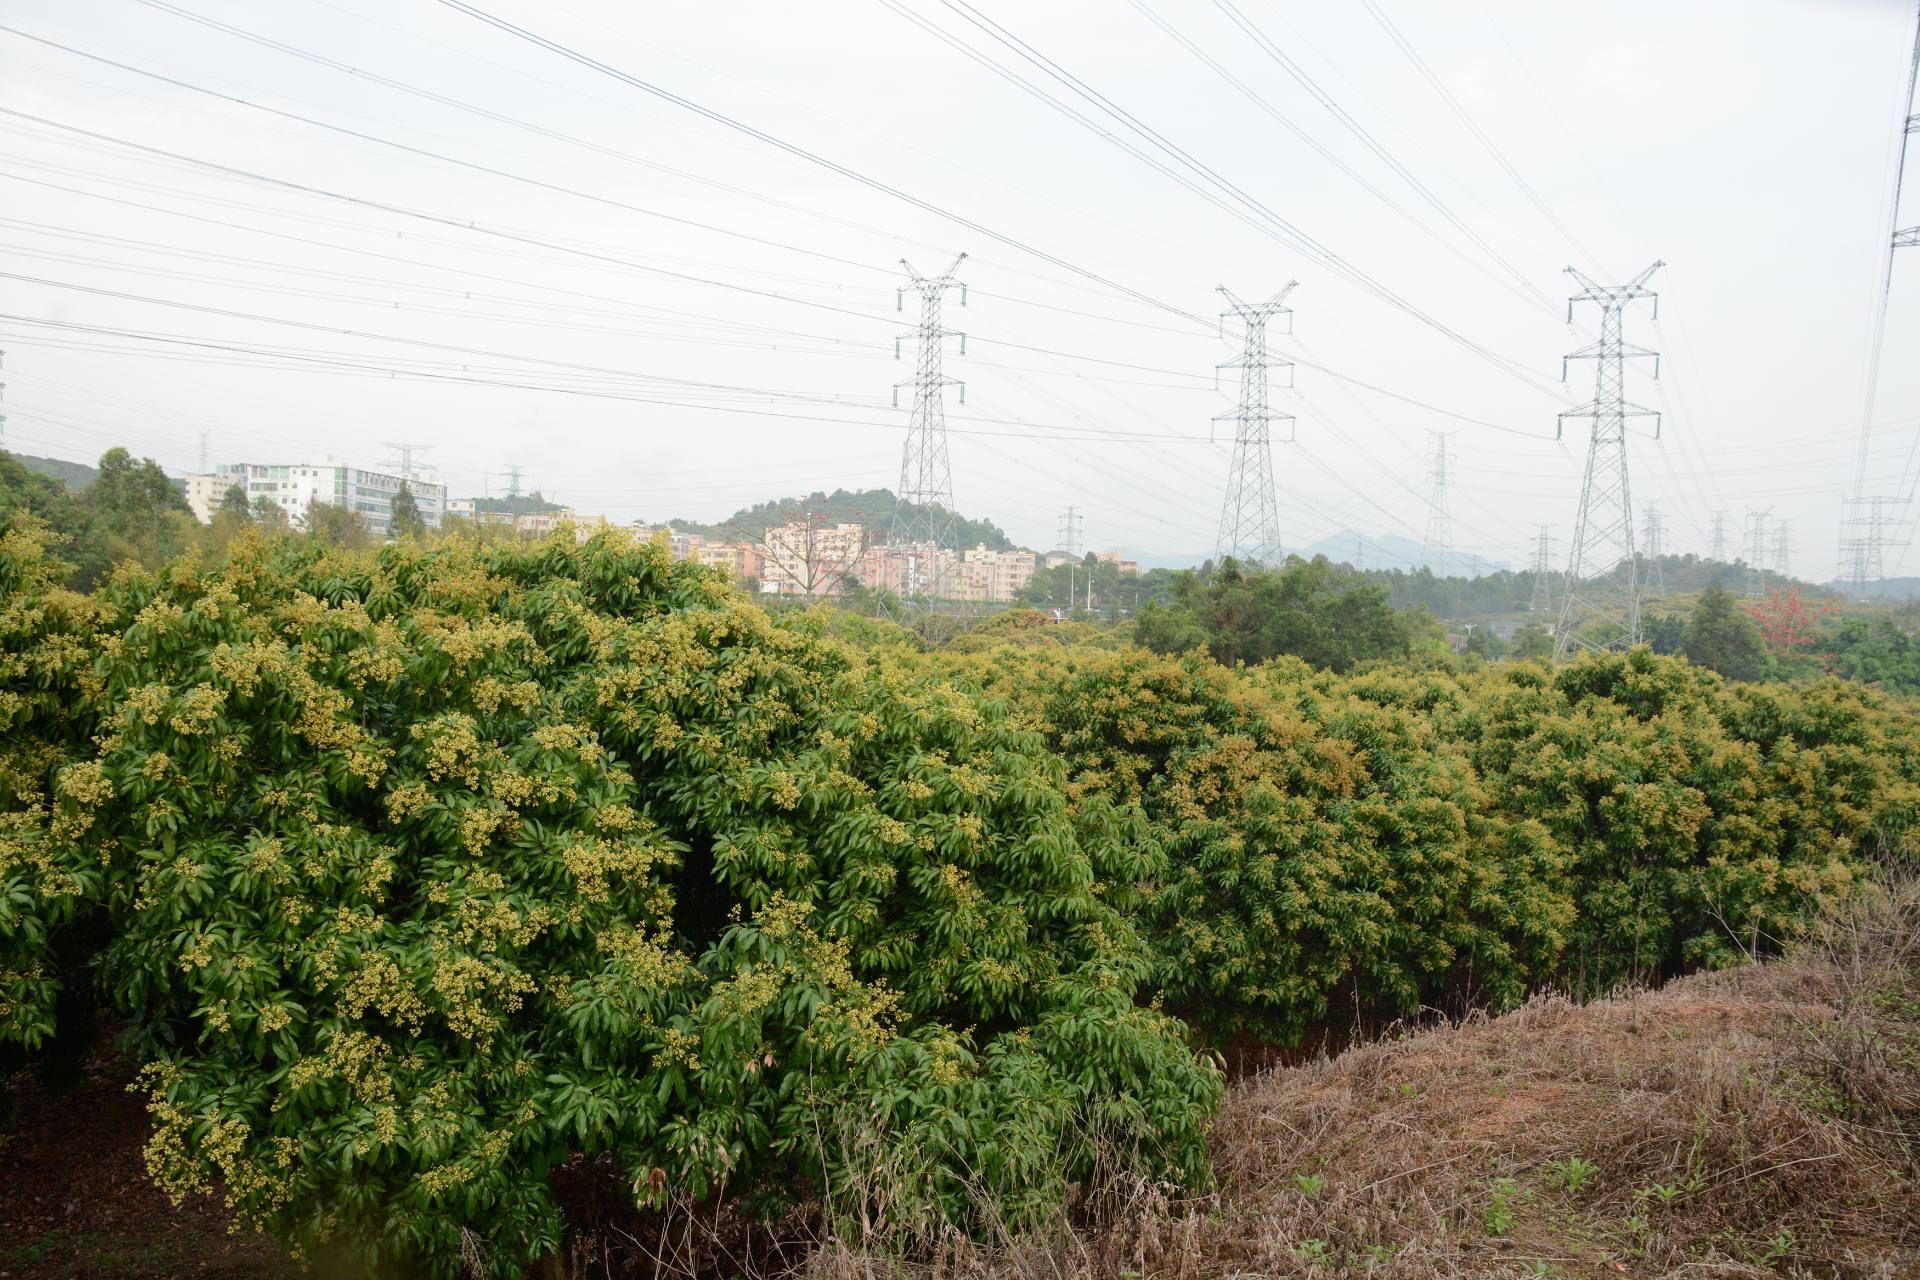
[1296,529,1513,575]
[670,487,1015,550]
[14,452,98,491]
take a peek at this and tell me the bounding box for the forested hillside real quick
[670,486,1015,549]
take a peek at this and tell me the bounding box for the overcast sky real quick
[2,0,1916,575]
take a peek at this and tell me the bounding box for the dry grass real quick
[804,883,1920,1280]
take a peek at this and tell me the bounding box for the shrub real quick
[3,527,1220,1274]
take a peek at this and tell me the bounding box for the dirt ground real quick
[0,1050,293,1280]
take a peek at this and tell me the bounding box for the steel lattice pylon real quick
[887,252,967,613]
[1423,430,1456,567]
[1553,261,1663,660]
[1840,1,1920,584]
[1528,523,1555,614]
[1213,282,1297,568]
[1641,502,1666,594]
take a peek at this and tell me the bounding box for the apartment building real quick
[760,520,870,597]
[183,471,243,523]
[191,460,446,535]
[951,544,1037,603]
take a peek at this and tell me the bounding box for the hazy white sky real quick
[2,0,1915,575]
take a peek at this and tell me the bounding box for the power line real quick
[1356,0,1609,276]
[1123,0,1561,319]
[886,0,1568,400]
[1841,1,1920,582]
[432,0,1221,330]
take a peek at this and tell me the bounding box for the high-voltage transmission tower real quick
[382,441,434,483]
[1773,518,1794,579]
[1423,430,1456,568]
[1528,523,1556,614]
[1213,282,1298,568]
[504,464,525,500]
[1641,502,1667,594]
[1057,506,1084,557]
[1743,508,1773,595]
[1841,0,1920,585]
[1709,510,1731,562]
[1553,263,1664,660]
[887,253,968,612]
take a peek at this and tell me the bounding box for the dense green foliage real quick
[1017,554,1179,616]
[5,494,1918,1276]
[0,522,1215,1274]
[389,483,426,540]
[0,451,106,586]
[0,448,198,588]
[467,492,566,518]
[941,642,1917,1045]
[1363,553,1816,622]
[1134,556,1436,671]
[1823,613,1920,693]
[1683,583,1768,681]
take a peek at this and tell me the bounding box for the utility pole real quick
[1709,510,1731,562]
[1840,0,1920,586]
[887,253,967,615]
[1213,282,1297,567]
[1423,430,1456,571]
[1057,505,1083,557]
[1553,262,1663,660]
[1742,508,1773,595]
[1641,502,1666,594]
[197,429,210,473]
[1354,537,1365,570]
[1772,517,1794,580]
[1529,523,1556,614]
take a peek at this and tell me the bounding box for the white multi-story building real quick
[191,459,447,535]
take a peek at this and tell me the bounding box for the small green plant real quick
[1397,1080,1418,1098]
[1294,1171,1326,1198]
[1760,1229,1796,1266]
[1636,1173,1703,1207]
[1289,1238,1329,1261]
[1544,1155,1598,1194]
[1521,1262,1553,1278]
[1485,1176,1522,1236]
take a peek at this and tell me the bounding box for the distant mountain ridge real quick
[14,452,99,491]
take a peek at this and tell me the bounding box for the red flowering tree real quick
[1744,586,1833,657]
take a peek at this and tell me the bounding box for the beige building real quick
[952,544,1037,603]
[855,542,1035,603]
[183,472,244,523]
